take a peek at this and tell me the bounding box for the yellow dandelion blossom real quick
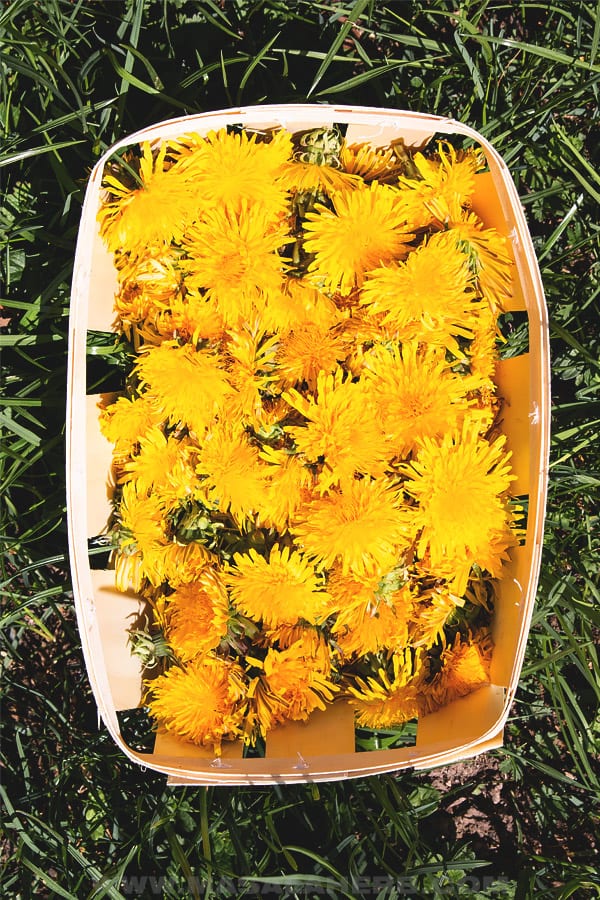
[362,342,476,458]
[250,637,338,735]
[183,203,290,325]
[349,650,423,729]
[155,289,226,345]
[277,158,362,195]
[398,142,485,227]
[146,655,248,750]
[277,324,349,390]
[446,211,513,313]
[119,427,195,501]
[360,233,482,354]
[222,327,279,427]
[134,341,232,436]
[270,277,340,335]
[468,303,500,387]
[292,478,413,576]
[340,140,408,183]
[195,422,269,525]
[259,446,314,532]
[228,545,329,628]
[98,141,198,256]
[405,423,517,595]
[303,182,414,294]
[118,481,167,556]
[172,127,292,215]
[163,569,230,661]
[283,370,388,488]
[410,589,464,649]
[98,394,160,459]
[114,246,184,331]
[333,583,413,658]
[421,631,493,714]
[262,625,331,671]
[151,541,216,589]
[327,567,382,612]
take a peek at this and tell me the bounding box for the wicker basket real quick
[67,105,550,785]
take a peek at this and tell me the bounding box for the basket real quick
[67,105,550,785]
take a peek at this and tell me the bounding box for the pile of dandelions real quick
[97,124,520,753]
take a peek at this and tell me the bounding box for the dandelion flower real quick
[360,233,482,354]
[172,127,292,216]
[284,369,388,488]
[134,341,232,436]
[119,427,195,505]
[271,277,340,335]
[362,342,476,457]
[146,655,248,750]
[276,323,349,390]
[228,545,329,628]
[195,422,269,525]
[277,159,361,195]
[333,582,413,658]
[183,203,290,325]
[222,327,279,427]
[163,569,230,661]
[118,481,167,557]
[410,590,464,648]
[250,637,338,735]
[114,246,185,331]
[148,541,216,590]
[155,289,226,345]
[259,446,314,532]
[98,141,198,256]
[99,394,160,459]
[303,182,414,293]
[446,211,513,312]
[293,478,413,576]
[421,631,493,713]
[349,650,423,728]
[406,423,517,594]
[398,142,485,227]
[340,140,408,183]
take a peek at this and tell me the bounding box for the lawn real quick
[1,1,599,898]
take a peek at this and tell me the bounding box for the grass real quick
[1,1,599,897]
